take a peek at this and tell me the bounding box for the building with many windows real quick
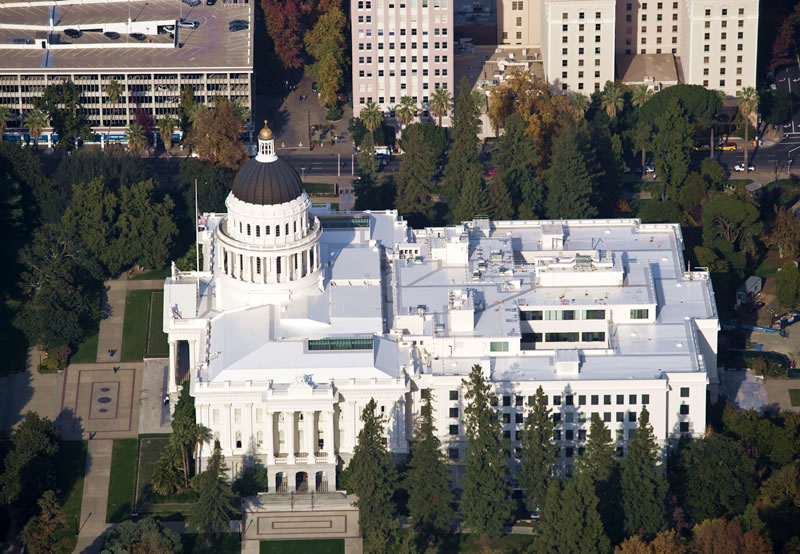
[0,0,253,142]
[164,122,719,493]
[350,0,454,121]
[496,0,758,97]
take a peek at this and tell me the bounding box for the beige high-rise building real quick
[494,0,759,97]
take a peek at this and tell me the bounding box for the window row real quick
[704,8,745,16]
[520,331,606,343]
[485,393,654,408]
[519,309,605,321]
[357,55,448,64]
[562,11,602,20]
[358,68,448,78]
[561,35,603,44]
[357,41,449,50]
[626,2,679,9]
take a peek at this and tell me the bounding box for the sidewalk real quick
[75,440,113,554]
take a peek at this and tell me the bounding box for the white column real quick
[343,402,357,453]
[265,411,275,464]
[397,400,407,451]
[223,403,232,453]
[304,411,315,457]
[167,341,177,394]
[285,411,295,464]
[325,409,336,463]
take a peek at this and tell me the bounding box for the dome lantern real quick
[256,120,277,162]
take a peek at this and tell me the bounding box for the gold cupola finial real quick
[258,119,273,140]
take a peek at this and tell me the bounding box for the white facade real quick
[164,134,718,489]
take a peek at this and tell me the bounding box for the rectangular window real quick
[581,332,605,342]
[449,390,458,400]
[566,430,574,441]
[520,310,543,320]
[603,412,611,422]
[565,395,574,406]
[680,404,689,415]
[628,411,637,422]
[553,395,562,406]
[591,395,599,405]
[502,413,511,424]
[629,395,637,405]
[449,424,458,435]
[516,396,523,407]
[642,394,650,404]
[630,309,649,319]
[616,395,624,405]
[503,395,512,407]
[584,309,605,320]
[553,413,561,424]
[578,395,586,405]
[680,387,690,397]
[604,395,611,405]
[616,412,624,422]
[680,421,689,433]
[490,341,509,352]
[448,448,459,460]
[545,332,579,342]
[449,407,459,418]
[515,413,524,424]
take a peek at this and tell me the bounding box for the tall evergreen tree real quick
[545,123,597,219]
[188,443,234,538]
[443,77,483,213]
[405,390,454,543]
[350,398,397,553]
[492,113,543,218]
[21,490,65,554]
[621,406,667,536]
[461,364,512,538]
[395,124,436,227]
[488,177,513,220]
[519,386,554,510]
[536,474,609,553]
[652,98,693,201]
[452,169,488,223]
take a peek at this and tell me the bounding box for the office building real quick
[163,122,719,491]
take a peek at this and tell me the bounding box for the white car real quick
[734,163,755,172]
[178,19,199,29]
[644,165,655,174]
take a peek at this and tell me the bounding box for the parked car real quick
[103,31,120,40]
[64,28,82,39]
[717,141,737,151]
[229,20,248,31]
[207,0,217,4]
[645,165,656,174]
[311,82,318,93]
[178,19,199,29]
[734,163,755,172]
[693,143,710,151]
[130,33,147,41]
[623,166,632,174]
[182,0,201,6]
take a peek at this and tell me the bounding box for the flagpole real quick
[195,178,200,272]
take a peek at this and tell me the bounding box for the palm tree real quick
[360,101,383,143]
[126,122,146,155]
[24,108,48,149]
[105,79,123,140]
[631,84,653,111]
[429,87,452,127]
[737,87,759,171]
[190,423,213,475]
[0,106,11,142]
[157,114,177,153]
[601,81,625,120]
[568,92,590,120]
[396,96,417,128]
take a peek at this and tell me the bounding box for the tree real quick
[681,434,757,524]
[443,77,482,203]
[546,122,597,219]
[395,123,436,227]
[33,80,91,151]
[452,166,488,223]
[177,158,232,217]
[492,113,543,218]
[653,98,693,201]
[0,106,11,140]
[569,92,590,120]
[621,406,667,536]
[679,172,711,210]
[737,87,759,171]
[400,122,448,165]
[151,441,186,496]
[232,464,269,497]
[770,16,795,70]
[157,115,177,152]
[632,84,654,111]
[24,109,48,149]
[178,85,197,134]
[461,364,512,538]
[635,120,654,174]
[189,98,247,170]
[305,7,347,109]
[361,102,384,143]
[15,226,103,350]
[127,122,146,155]
[0,413,60,523]
[776,261,800,309]
[261,0,306,69]
[171,385,197,488]
[189,443,234,538]
[61,177,119,274]
[488,175,513,220]
[519,386,553,510]
[759,462,800,511]
[21,490,65,554]
[701,194,761,273]
[691,518,772,554]
[766,205,800,259]
[405,390,453,543]
[190,423,213,475]
[106,79,123,105]
[614,530,687,554]
[396,96,418,128]
[430,87,452,127]
[101,517,182,554]
[601,81,625,121]
[349,398,397,553]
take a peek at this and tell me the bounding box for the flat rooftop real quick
[0,0,252,71]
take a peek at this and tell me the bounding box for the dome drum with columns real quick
[214,121,323,306]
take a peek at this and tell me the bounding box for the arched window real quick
[276,225,281,237]
[285,223,289,235]
[235,431,242,449]
[256,225,261,237]
[265,225,271,235]
[256,258,262,273]
[239,222,242,233]
[247,224,251,235]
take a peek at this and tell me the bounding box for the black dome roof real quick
[231,158,305,205]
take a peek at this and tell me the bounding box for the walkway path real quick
[75,440,113,554]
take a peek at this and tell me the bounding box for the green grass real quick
[54,441,88,553]
[146,291,169,357]
[107,439,139,523]
[755,260,779,278]
[260,539,344,554]
[330,203,340,211]
[136,436,170,509]
[790,389,800,407]
[183,533,241,554]
[129,267,171,281]
[303,182,335,195]
[70,332,98,364]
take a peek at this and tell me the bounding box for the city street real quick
[278,151,401,179]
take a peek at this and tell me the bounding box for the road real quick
[278,151,401,179]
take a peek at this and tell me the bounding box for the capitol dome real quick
[231,121,305,206]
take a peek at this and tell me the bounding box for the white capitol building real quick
[163,123,719,494]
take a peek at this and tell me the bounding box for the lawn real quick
[136,436,197,520]
[121,290,167,361]
[129,267,172,281]
[260,539,344,554]
[303,182,335,195]
[183,533,241,554]
[70,332,98,364]
[790,389,800,407]
[54,440,88,553]
[147,291,169,357]
[107,439,139,523]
